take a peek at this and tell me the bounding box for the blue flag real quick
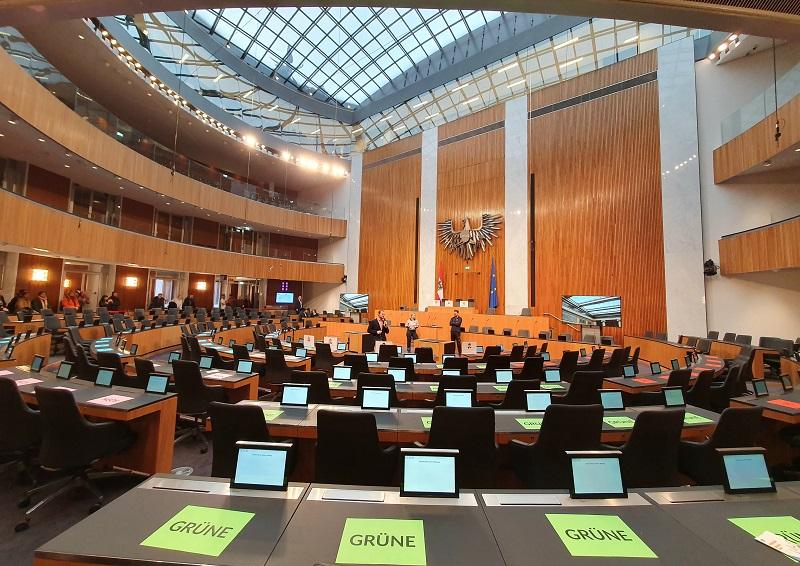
[489,257,498,309]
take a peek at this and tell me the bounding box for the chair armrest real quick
[509,439,532,448]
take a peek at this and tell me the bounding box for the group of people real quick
[148,293,198,310]
[0,289,50,313]
[60,289,91,311]
[369,309,465,353]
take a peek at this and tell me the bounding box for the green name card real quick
[263,409,284,421]
[603,416,636,429]
[328,381,343,388]
[336,518,426,565]
[515,417,544,430]
[729,516,800,545]
[540,383,564,390]
[421,416,432,429]
[140,505,254,557]
[429,385,439,392]
[493,384,509,392]
[546,514,657,558]
[684,413,714,425]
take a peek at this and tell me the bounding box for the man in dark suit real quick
[368,310,390,341]
[31,291,49,313]
[294,295,303,315]
[449,309,463,354]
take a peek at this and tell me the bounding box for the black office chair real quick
[614,409,685,487]
[736,334,754,345]
[74,347,100,383]
[172,360,226,453]
[509,345,525,363]
[17,387,136,530]
[134,358,168,390]
[414,347,434,363]
[678,406,763,485]
[209,402,274,478]
[315,410,397,485]
[443,356,468,373]
[433,375,478,407]
[710,365,743,413]
[707,331,719,340]
[481,345,501,361]
[186,336,203,362]
[511,404,604,488]
[356,373,400,407]
[585,348,605,372]
[518,356,544,381]
[0,377,41,484]
[388,356,415,381]
[491,379,540,410]
[289,370,333,404]
[685,369,717,411]
[627,347,640,372]
[378,344,397,363]
[635,369,693,406]
[558,350,579,382]
[554,371,604,405]
[262,349,293,395]
[206,347,236,370]
[524,345,538,358]
[232,344,251,360]
[602,347,627,378]
[312,343,336,374]
[95,352,134,388]
[344,354,370,376]
[423,406,498,487]
[479,355,510,382]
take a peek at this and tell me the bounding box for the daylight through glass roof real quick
[189,8,502,108]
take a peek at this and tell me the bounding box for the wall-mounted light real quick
[124,276,139,287]
[196,281,208,291]
[31,269,49,282]
[63,279,71,288]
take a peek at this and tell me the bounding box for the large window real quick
[70,184,120,225]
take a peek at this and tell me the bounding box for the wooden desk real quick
[150,361,259,402]
[200,339,312,371]
[3,367,176,474]
[624,335,694,367]
[0,333,52,368]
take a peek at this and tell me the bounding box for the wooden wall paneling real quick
[187,272,215,310]
[438,105,505,140]
[0,47,346,239]
[191,217,219,248]
[529,80,666,339]
[269,233,319,262]
[362,135,422,166]
[24,164,70,210]
[719,216,800,274]
[436,125,505,314]
[0,191,344,284]
[15,252,63,307]
[114,265,149,310]
[266,279,303,307]
[358,152,421,310]
[119,197,154,235]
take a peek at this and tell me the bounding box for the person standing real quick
[449,309,463,354]
[368,310,390,341]
[31,291,49,312]
[405,313,419,352]
[182,294,196,309]
[219,294,227,310]
[293,294,303,315]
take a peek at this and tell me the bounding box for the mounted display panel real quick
[339,293,369,313]
[561,295,622,328]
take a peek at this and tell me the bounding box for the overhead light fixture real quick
[559,57,583,69]
[7,120,15,125]
[32,247,49,253]
[37,138,45,142]
[794,147,800,152]
[623,35,639,44]
[462,96,479,105]
[553,36,580,50]
[64,164,70,168]
[243,135,257,147]
[495,62,518,74]
[213,73,224,82]
[708,53,717,61]
[310,129,320,135]
[507,79,526,89]
[450,83,471,93]
[425,112,441,120]
[412,101,428,109]
[717,43,729,52]
[289,117,301,125]
[729,34,739,41]
[31,269,48,282]
[78,34,85,40]
[351,127,363,134]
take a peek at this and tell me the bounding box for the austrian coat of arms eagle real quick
[437,214,503,261]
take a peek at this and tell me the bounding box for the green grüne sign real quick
[546,514,658,558]
[336,518,426,565]
[140,505,254,557]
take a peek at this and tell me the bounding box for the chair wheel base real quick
[88,502,103,514]
[17,497,30,509]
[15,521,29,532]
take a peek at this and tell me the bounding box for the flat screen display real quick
[562,295,622,327]
[650,361,662,375]
[236,360,254,374]
[753,379,769,397]
[295,348,307,358]
[168,351,181,363]
[30,354,44,373]
[95,368,114,387]
[495,369,513,383]
[199,356,213,369]
[275,292,294,304]
[599,389,624,410]
[231,442,290,490]
[388,368,406,383]
[622,365,635,378]
[541,352,551,361]
[544,369,561,383]
[404,354,417,363]
[670,359,680,371]
[361,387,391,410]
[721,449,775,493]
[365,352,378,363]
[663,386,685,407]
[401,449,458,498]
[146,374,169,394]
[281,384,309,406]
[339,293,369,313]
[56,361,73,379]
[569,452,626,498]
[444,389,472,408]
[526,391,552,412]
[333,365,352,381]
[442,369,461,376]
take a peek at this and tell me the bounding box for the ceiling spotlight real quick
[708,53,717,61]
[78,34,85,40]
[717,43,728,52]
[729,34,739,41]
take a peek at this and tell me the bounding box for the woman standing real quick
[405,313,420,352]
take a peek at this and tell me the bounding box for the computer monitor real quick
[400,448,458,498]
[719,447,775,494]
[168,351,181,363]
[650,361,662,375]
[333,365,352,381]
[404,353,417,363]
[4,344,12,359]
[662,386,685,408]
[525,391,552,412]
[236,360,254,374]
[476,345,484,354]
[337,343,347,351]
[579,348,587,357]
[361,386,391,410]
[780,374,794,393]
[396,346,403,355]
[199,356,213,370]
[753,379,769,397]
[444,389,472,408]
[544,369,561,383]
[95,368,114,387]
[541,352,551,361]
[670,359,680,371]
[568,451,627,499]
[56,361,73,379]
[281,383,310,407]
[29,354,44,373]
[442,369,462,376]
[229,339,236,347]
[231,441,291,491]
[442,354,454,363]
[246,342,255,352]
[365,352,378,363]
[129,343,139,355]
[146,374,170,395]
[388,368,406,383]
[684,354,693,367]
[495,369,513,384]
[295,347,307,358]
[599,389,625,410]
[120,339,127,351]
[622,364,635,378]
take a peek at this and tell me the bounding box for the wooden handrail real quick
[542,313,581,333]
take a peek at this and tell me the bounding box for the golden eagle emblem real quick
[437,214,502,261]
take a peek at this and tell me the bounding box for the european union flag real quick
[489,257,498,309]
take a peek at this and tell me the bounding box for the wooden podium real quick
[414,338,455,361]
[346,331,373,353]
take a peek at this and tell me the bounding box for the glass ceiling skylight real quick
[189,8,502,107]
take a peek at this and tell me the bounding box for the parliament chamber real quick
[0,1,799,565]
